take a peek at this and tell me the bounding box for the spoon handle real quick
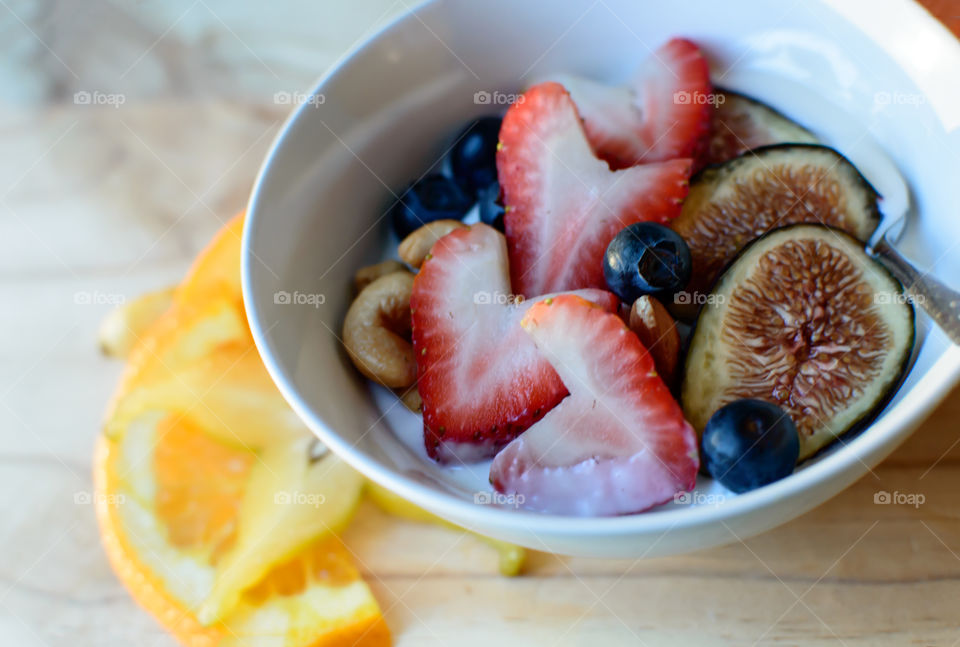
[871,237,960,345]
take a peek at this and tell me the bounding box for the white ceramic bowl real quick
[243,0,960,557]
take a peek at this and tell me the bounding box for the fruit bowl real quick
[243,0,960,557]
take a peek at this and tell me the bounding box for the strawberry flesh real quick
[410,225,618,463]
[550,38,712,169]
[498,81,691,298]
[489,295,698,515]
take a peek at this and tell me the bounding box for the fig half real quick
[703,90,818,167]
[682,224,914,461]
[671,144,881,318]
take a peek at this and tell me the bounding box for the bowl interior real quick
[244,0,960,556]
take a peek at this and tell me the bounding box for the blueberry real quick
[449,116,501,196]
[602,223,691,303]
[701,399,800,493]
[391,174,473,238]
[478,182,505,232]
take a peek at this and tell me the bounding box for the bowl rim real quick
[243,0,960,538]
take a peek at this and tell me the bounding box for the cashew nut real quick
[343,271,417,388]
[354,259,407,294]
[398,220,467,269]
[397,387,422,413]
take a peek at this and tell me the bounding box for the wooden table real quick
[3,1,960,645]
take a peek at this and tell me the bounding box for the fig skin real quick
[670,144,882,320]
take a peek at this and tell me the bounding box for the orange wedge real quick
[105,214,243,409]
[95,416,388,647]
[174,214,245,308]
[98,286,177,358]
[96,213,390,646]
[103,215,302,449]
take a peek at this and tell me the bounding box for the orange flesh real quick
[244,537,359,602]
[96,213,391,646]
[153,416,254,561]
[97,421,390,647]
[152,415,365,592]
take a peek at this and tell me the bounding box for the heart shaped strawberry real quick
[550,38,712,169]
[410,224,617,463]
[498,82,692,298]
[490,295,698,515]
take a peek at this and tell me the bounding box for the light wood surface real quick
[3,1,960,645]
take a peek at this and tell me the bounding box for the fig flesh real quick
[682,224,914,460]
[671,144,881,318]
[702,90,817,167]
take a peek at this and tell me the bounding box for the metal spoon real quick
[852,143,960,345]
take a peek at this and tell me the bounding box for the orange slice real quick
[97,213,390,646]
[98,286,177,358]
[96,415,388,647]
[105,214,247,435]
[103,215,302,449]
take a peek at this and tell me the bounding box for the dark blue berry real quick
[701,399,799,493]
[391,174,472,238]
[449,116,501,196]
[602,223,691,303]
[478,182,504,232]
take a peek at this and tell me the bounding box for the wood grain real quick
[2,1,960,646]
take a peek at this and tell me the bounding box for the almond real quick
[628,296,681,386]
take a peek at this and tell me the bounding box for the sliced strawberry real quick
[490,295,698,516]
[498,82,691,298]
[410,224,618,463]
[550,38,712,169]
